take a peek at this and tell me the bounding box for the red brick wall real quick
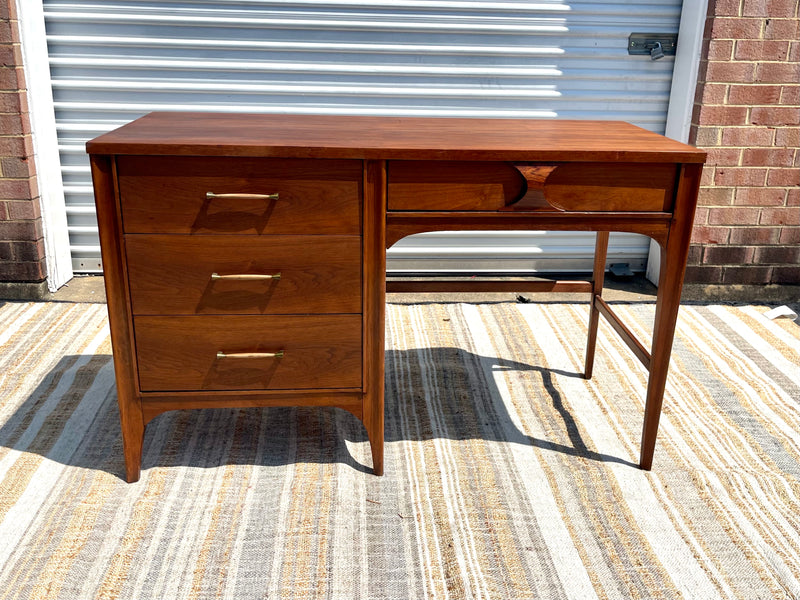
[0,0,46,284]
[688,0,800,287]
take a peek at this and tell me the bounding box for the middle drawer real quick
[126,235,361,315]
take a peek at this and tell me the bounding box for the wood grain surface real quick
[126,235,362,315]
[117,156,362,235]
[88,112,706,163]
[134,315,362,392]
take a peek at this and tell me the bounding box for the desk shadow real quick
[0,349,635,482]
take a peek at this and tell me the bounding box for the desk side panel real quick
[90,155,144,482]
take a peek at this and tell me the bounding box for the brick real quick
[708,206,760,224]
[6,199,40,220]
[0,261,46,283]
[0,91,23,113]
[706,147,741,166]
[11,239,45,262]
[0,240,11,260]
[711,17,763,39]
[691,225,730,244]
[701,83,728,104]
[734,187,787,205]
[0,113,24,135]
[701,167,715,187]
[756,63,800,84]
[0,135,31,156]
[714,0,742,16]
[735,40,790,60]
[703,245,754,265]
[750,107,800,126]
[721,127,775,146]
[684,265,724,284]
[0,21,13,45]
[743,0,798,16]
[687,244,703,266]
[787,189,800,206]
[779,228,800,243]
[694,126,721,147]
[693,206,710,225]
[700,106,749,126]
[0,219,42,241]
[730,226,781,244]
[722,266,772,285]
[771,266,800,284]
[0,67,18,91]
[728,84,782,105]
[760,207,800,225]
[754,246,800,264]
[766,168,800,186]
[714,167,768,186]
[764,18,800,39]
[0,178,34,200]
[781,85,800,104]
[742,148,796,166]
[0,156,33,178]
[0,200,6,220]
[708,40,734,60]
[775,127,800,147]
[699,187,735,206]
[790,42,800,61]
[0,44,15,67]
[706,62,756,84]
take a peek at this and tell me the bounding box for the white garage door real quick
[42,0,682,274]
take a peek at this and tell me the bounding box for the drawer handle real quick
[210,272,282,281]
[206,192,280,201]
[216,350,285,359]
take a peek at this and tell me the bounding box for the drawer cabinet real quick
[89,144,383,483]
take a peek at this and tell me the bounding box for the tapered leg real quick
[640,164,702,470]
[584,231,609,379]
[363,159,386,475]
[119,394,145,483]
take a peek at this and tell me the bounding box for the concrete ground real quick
[33,275,800,316]
[47,273,658,304]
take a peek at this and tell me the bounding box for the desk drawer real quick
[135,315,362,391]
[126,235,361,315]
[388,161,677,212]
[118,157,361,234]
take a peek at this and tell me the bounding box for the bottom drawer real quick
[134,315,362,392]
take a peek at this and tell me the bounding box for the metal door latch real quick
[628,33,678,60]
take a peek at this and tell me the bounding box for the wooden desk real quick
[87,113,706,482]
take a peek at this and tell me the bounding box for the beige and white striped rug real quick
[0,299,799,599]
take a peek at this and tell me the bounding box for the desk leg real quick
[363,159,386,475]
[584,231,609,379]
[640,163,701,470]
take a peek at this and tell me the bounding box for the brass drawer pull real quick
[216,350,285,359]
[206,192,280,201]
[210,272,281,281]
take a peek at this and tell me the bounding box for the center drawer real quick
[126,235,361,315]
[117,156,362,235]
[134,315,362,392]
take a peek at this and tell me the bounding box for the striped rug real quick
[0,300,798,599]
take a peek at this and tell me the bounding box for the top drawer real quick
[118,157,361,235]
[388,161,678,212]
